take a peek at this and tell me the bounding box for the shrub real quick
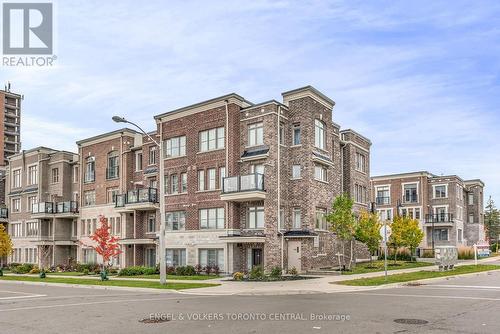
[82,268,89,275]
[143,267,157,275]
[490,243,499,253]
[288,267,298,276]
[378,248,413,261]
[184,265,196,276]
[166,266,176,275]
[204,265,212,276]
[249,266,264,280]
[458,247,475,260]
[233,272,244,281]
[270,266,282,278]
[420,249,435,258]
[175,266,187,276]
[76,263,99,273]
[29,267,40,274]
[118,266,149,276]
[11,263,34,274]
[194,264,203,275]
[212,265,220,276]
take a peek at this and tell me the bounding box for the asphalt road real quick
[1,269,500,334]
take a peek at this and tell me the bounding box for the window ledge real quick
[290,177,302,180]
[197,148,225,155]
[290,144,302,148]
[164,155,187,161]
[314,179,329,184]
[195,189,219,194]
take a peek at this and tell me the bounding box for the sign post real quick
[380,222,392,281]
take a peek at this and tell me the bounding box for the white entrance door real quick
[287,240,302,272]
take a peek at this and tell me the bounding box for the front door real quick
[287,240,302,272]
[252,249,262,267]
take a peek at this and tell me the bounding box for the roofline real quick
[154,93,253,120]
[1,89,22,98]
[464,179,485,187]
[8,146,57,159]
[340,128,372,145]
[371,171,435,180]
[241,99,288,111]
[281,85,335,108]
[76,128,138,145]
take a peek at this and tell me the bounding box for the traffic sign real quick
[380,225,392,243]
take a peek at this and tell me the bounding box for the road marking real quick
[424,284,500,290]
[349,292,500,301]
[0,290,46,300]
[0,295,211,312]
[0,290,43,295]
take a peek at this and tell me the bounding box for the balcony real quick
[425,213,454,226]
[376,197,390,205]
[106,166,119,180]
[115,188,158,211]
[32,234,75,245]
[32,202,54,214]
[403,196,418,204]
[55,201,79,217]
[220,173,266,202]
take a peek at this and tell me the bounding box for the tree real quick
[485,197,500,243]
[388,215,405,263]
[355,211,382,264]
[82,215,122,280]
[400,217,424,261]
[327,194,357,270]
[0,224,13,276]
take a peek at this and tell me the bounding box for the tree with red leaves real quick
[82,215,122,280]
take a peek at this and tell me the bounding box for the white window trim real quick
[135,151,143,172]
[432,183,449,199]
[433,205,449,214]
[11,167,22,188]
[399,206,423,220]
[375,184,391,204]
[401,181,420,203]
[26,163,38,186]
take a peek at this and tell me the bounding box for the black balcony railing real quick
[403,196,418,203]
[0,208,7,219]
[222,173,264,193]
[56,201,79,214]
[106,166,119,180]
[425,213,454,223]
[32,202,54,214]
[115,188,158,208]
[376,197,390,205]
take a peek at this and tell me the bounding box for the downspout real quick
[277,105,283,271]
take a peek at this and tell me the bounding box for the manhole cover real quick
[139,318,171,324]
[394,319,429,325]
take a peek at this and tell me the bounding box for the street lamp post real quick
[112,116,167,285]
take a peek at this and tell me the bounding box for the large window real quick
[355,152,366,173]
[12,169,21,188]
[84,191,96,206]
[82,249,97,264]
[247,206,264,229]
[199,248,224,271]
[85,157,95,183]
[147,214,156,233]
[107,151,119,179]
[166,249,186,267]
[198,170,205,191]
[200,127,225,152]
[149,146,158,165]
[468,193,474,205]
[292,124,301,145]
[433,229,449,241]
[314,119,325,150]
[108,217,121,235]
[401,207,421,220]
[376,186,390,205]
[170,174,179,194]
[107,187,119,204]
[377,209,393,221]
[207,168,216,190]
[181,172,188,193]
[166,211,186,231]
[314,165,327,182]
[11,223,22,237]
[51,168,59,183]
[434,185,448,199]
[248,122,263,146]
[165,136,186,158]
[292,165,301,179]
[200,208,224,229]
[27,196,37,213]
[403,183,418,203]
[293,208,301,229]
[135,151,143,171]
[354,184,367,203]
[11,198,20,212]
[28,165,38,185]
[315,209,328,230]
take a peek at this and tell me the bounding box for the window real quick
[468,193,474,205]
[279,208,285,230]
[135,151,143,171]
[315,209,328,230]
[149,146,158,165]
[293,208,301,229]
[314,165,327,182]
[147,214,156,233]
[12,198,20,212]
[248,206,264,229]
[170,174,179,194]
[51,168,59,183]
[200,208,224,229]
[113,216,121,235]
[84,191,96,206]
[181,172,188,193]
[166,211,185,231]
[25,222,38,237]
[468,214,474,224]
[458,229,463,243]
[292,165,301,179]
[199,248,224,271]
[433,229,449,241]
[207,168,216,190]
[401,207,421,220]
[11,223,22,237]
[83,249,97,264]
[107,188,119,204]
[434,185,447,199]
[248,122,264,146]
[377,209,393,221]
[85,157,95,183]
[434,207,447,222]
[28,165,38,185]
[166,249,186,267]
[355,152,366,173]
[376,186,390,205]
[12,169,21,188]
[354,184,367,203]
[250,164,265,175]
[73,166,79,183]
[165,136,186,158]
[219,167,225,189]
[279,123,285,145]
[292,124,301,145]
[72,220,78,237]
[200,127,225,151]
[27,196,37,213]
[198,170,205,191]
[107,151,119,179]
[403,183,418,203]
[314,119,325,150]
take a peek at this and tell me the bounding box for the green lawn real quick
[337,264,500,286]
[118,274,220,280]
[341,260,432,275]
[0,275,219,290]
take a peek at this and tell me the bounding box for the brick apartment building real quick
[6,147,79,267]
[371,171,485,249]
[5,86,372,273]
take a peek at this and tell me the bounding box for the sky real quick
[2,0,500,203]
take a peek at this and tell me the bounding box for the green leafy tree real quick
[388,215,405,263]
[400,217,424,261]
[355,211,381,264]
[327,194,357,270]
[0,224,13,276]
[485,197,500,242]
